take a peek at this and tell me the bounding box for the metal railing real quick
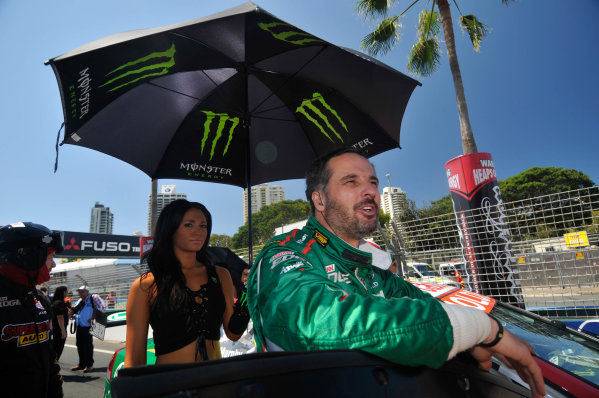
[383,186,599,318]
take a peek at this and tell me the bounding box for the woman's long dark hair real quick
[146,199,212,310]
[52,286,68,303]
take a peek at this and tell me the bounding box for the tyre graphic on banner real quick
[445,153,524,307]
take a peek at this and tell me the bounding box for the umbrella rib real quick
[249,46,328,114]
[146,81,205,102]
[164,31,257,114]
[147,67,244,116]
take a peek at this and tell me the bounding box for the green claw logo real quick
[295,93,348,142]
[258,22,323,45]
[99,43,176,92]
[201,111,239,160]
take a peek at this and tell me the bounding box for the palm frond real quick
[417,10,440,39]
[361,16,401,56]
[407,37,440,76]
[355,0,391,19]
[459,15,490,52]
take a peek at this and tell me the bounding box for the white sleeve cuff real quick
[441,302,493,360]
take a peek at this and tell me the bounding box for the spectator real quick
[125,199,249,367]
[247,148,545,398]
[106,291,117,309]
[51,286,70,360]
[0,222,64,397]
[70,285,105,373]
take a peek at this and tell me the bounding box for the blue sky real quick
[1,0,598,237]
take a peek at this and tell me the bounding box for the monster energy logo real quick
[200,111,239,160]
[258,22,323,45]
[99,43,176,92]
[296,93,348,142]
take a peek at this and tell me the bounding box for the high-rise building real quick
[147,185,187,235]
[381,186,408,220]
[242,183,285,223]
[89,202,114,234]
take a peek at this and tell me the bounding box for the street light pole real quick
[385,173,392,220]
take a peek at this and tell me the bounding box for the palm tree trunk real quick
[436,0,478,154]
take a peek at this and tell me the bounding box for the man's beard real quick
[323,196,379,241]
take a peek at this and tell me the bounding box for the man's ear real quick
[312,191,325,212]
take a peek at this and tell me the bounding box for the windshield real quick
[413,264,436,277]
[492,303,599,388]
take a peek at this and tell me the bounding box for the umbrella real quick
[45,2,420,258]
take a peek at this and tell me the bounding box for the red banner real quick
[445,153,524,307]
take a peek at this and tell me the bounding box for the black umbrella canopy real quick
[46,2,420,188]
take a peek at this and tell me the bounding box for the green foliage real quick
[210,234,232,248]
[585,211,599,234]
[459,15,489,52]
[498,167,595,202]
[407,37,440,76]
[59,258,79,263]
[398,198,419,222]
[361,16,401,57]
[417,194,453,218]
[355,0,390,19]
[355,0,494,74]
[231,199,312,249]
[379,209,391,227]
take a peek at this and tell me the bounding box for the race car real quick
[104,282,599,397]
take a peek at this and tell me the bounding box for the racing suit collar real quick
[306,216,372,267]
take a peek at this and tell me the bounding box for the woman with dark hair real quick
[51,285,70,360]
[125,199,249,366]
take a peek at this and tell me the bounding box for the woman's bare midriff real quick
[155,338,222,364]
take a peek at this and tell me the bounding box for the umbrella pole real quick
[241,62,253,266]
[246,178,253,265]
[150,179,158,234]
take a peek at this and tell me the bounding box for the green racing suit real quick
[247,216,455,368]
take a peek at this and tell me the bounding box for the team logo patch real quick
[280,262,305,274]
[269,251,294,263]
[313,230,329,247]
[1,321,52,347]
[296,234,308,244]
[270,253,305,269]
[325,264,335,273]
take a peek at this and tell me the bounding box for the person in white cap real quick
[70,285,105,372]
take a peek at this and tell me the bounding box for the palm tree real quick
[356,0,513,155]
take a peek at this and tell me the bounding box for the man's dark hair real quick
[305,147,370,213]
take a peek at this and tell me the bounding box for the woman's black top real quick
[51,300,68,339]
[149,264,226,358]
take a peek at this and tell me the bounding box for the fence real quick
[46,260,147,309]
[379,186,599,318]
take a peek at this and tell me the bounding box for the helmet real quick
[0,222,63,271]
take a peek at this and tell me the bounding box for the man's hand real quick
[470,320,546,398]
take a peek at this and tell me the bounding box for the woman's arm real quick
[215,266,244,341]
[124,275,153,367]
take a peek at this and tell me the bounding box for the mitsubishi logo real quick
[64,237,80,250]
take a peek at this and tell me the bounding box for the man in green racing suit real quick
[247,148,545,397]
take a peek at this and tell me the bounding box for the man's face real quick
[317,153,380,245]
[78,289,89,299]
[45,253,56,272]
